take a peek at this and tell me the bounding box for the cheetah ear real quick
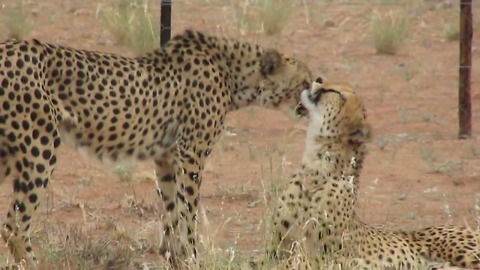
[349,123,372,143]
[260,49,283,76]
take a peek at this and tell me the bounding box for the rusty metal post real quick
[459,0,473,139]
[160,0,172,46]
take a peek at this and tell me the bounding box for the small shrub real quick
[259,0,292,36]
[128,2,159,55]
[38,224,136,269]
[230,0,258,34]
[442,22,460,41]
[230,0,292,36]
[112,165,134,182]
[5,0,34,40]
[380,0,404,4]
[100,0,159,55]
[101,0,133,45]
[371,11,410,55]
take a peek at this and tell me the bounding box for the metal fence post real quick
[160,0,172,46]
[458,0,473,139]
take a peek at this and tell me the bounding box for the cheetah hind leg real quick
[1,166,35,269]
[155,154,195,266]
[1,138,58,269]
[155,146,205,267]
[0,228,33,269]
[2,161,52,270]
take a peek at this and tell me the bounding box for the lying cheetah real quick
[269,78,479,269]
[0,30,312,267]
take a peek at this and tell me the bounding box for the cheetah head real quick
[297,77,371,144]
[256,49,312,112]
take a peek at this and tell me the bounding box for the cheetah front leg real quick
[269,177,308,260]
[155,147,203,266]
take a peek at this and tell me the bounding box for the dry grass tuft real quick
[371,11,410,55]
[37,223,136,269]
[231,0,292,36]
[259,0,292,36]
[4,0,34,40]
[442,22,460,41]
[99,0,159,56]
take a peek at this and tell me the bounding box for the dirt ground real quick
[1,0,480,268]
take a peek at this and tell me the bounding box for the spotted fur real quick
[269,79,480,270]
[0,29,312,267]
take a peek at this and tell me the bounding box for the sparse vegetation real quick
[400,66,418,82]
[442,22,460,41]
[404,211,417,220]
[398,108,411,123]
[0,217,256,269]
[99,0,159,55]
[230,0,292,35]
[419,148,436,162]
[259,0,292,36]
[419,113,434,123]
[112,165,135,183]
[1,1,478,269]
[4,0,34,40]
[230,0,258,34]
[376,137,391,150]
[431,160,463,174]
[419,147,464,175]
[380,0,404,4]
[371,11,410,55]
[468,143,479,157]
[38,223,136,269]
[212,185,259,200]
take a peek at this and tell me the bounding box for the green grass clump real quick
[259,0,292,36]
[231,0,292,36]
[112,165,134,182]
[380,0,404,4]
[371,11,410,55]
[5,0,34,40]
[442,22,460,41]
[100,0,159,56]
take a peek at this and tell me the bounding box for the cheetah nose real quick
[314,77,323,84]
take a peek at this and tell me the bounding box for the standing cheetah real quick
[0,30,312,267]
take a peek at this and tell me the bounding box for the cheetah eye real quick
[309,88,344,104]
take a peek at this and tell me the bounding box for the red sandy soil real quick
[0,0,479,267]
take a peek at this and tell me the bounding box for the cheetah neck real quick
[219,46,269,111]
[146,31,286,111]
[298,135,366,234]
[300,135,366,188]
[191,37,272,111]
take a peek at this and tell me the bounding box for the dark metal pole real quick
[459,0,473,139]
[160,0,172,46]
